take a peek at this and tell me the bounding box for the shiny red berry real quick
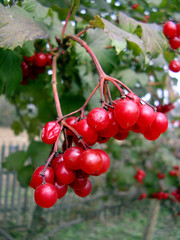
[35,52,48,67]
[74,179,92,197]
[55,161,76,185]
[163,21,177,38]
[63,146,84,170]
[169,60,180,72]
[41,121,61,145]
[87,108,109,131]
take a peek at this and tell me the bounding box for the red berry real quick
[74,179,92,197]
[174,165,179,170]
[87,108,109,131]
[98,111,119,138]
[80,149,103,174]
[114,99,140,129]
[65,116,77,136]
[21,61,30,76]
[46,53,52,66]
[132,3,139,10]
[54,182,68,199]
[92,149,111,176]
[134,174,143,184]
[20,77,28,85]
[51,154,63,170]
[69,177,87,190]
[35,52,48,67]
[63,146,83,170]
[113,131,129,140]
[30,165,55,189]
[169,60,180,72]
[169,36,180,49]
[138,193,147,200]
[126,93,140,106]
[163,192,169,199]
[23,55,35,65]
[34,183,58,208]
[157,173,165,179]
[151,112,168,134]
[137,169,146,177]
[170,170,178,176]
[75,119,98,146]
[136,105,156,128]
[97,135,110,143]
[177,23,180,36]
[41,121,61,145]
[55,162,76,185]
[163,21,177,38]
[143,127,160,141]
[76,169,89,179]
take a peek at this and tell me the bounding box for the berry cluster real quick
[163,21,180,73]
[169,165,180,176]
[31,126,110,208]
[134,169,146,184]
[171,189,180,202]
[152,192,169,200]
[156,103,175,114]
[20,52,52,85]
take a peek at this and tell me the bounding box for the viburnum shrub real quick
[28,12,170,209]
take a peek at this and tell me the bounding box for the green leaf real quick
[27,141,52,167]
[89,15,104,29]
[115,69,149,89]
[0,49,22,96]
[102,18,145,56]
[17,165,34,188]
[2,151,27,171]
[118,11,168,58]
[71,0,80,15]
[0,3,48,49]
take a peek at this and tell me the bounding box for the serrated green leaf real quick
[17,165,34,188]
[0,49,22,96]
[0,3,48,50]
[27,141,52,167]
[102,18,145,56]
[2,151,27,171]
[118,12,168,58]
[23,0,49,19]
[89,15,104,29]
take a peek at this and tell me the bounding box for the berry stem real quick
[61,8,72,39]
[105,75,133,93]
[76,26,92,37]
[51,54,63,119]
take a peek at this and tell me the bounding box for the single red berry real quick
[75,119,98,146]
[46,53,52,66]
[163,192,169,199]
[80,149,103,174]
[126,93,140,106]
[163,21,177,38]
[97,135,110,144]
[21,61,30,76]
[63,146,84,170]
[114,99,140,129]
[169,60,180,72]
[23,55,35,65]
[177,22,180,36]
[41,121,61,145]
[98,111,119,138]
[35,52,48,67]
[92,149,111,176]
[87,108,109,131]
[54,182,68,199]
[150,112,168,134]
[55,161,76,185]
[113,131,129,140]
[76,169,89,179]
[170,170,178,176]
[157,173,165,179]
[132,3,139,10]
[174,165,179,170]
[65,116,77,136]
[134,174,143,184]
[169,36,180,49]
[69,177,87,190]
[34,183,58,208]
[74,179,92,197]
[136,105,156,128]
[30,165,55,189]
[51,154,63,170]
[138,193,147,200]
[131,124,147,134]
[137,169,146,177]
[143,127,160,141]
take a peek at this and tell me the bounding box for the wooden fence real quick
[0,143,122,240]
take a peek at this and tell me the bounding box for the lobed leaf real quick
[3,151,27,171]
[0,3,49,50]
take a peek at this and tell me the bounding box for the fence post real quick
[142,200,160,240]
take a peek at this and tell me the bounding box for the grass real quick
[51,200,180,240]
